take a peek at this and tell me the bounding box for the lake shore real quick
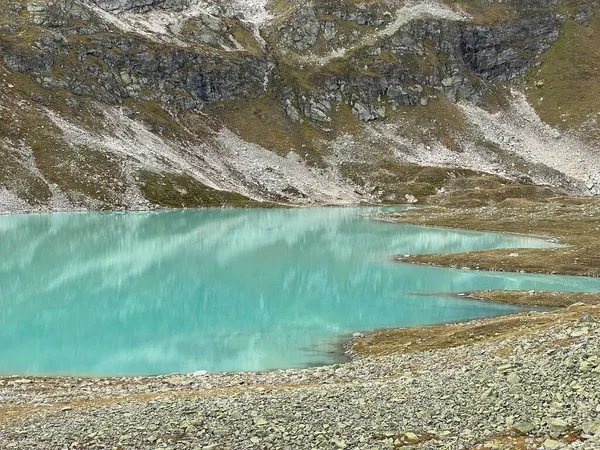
[2,197,600,449]
[382,197,600,277]
[1,301,599,449]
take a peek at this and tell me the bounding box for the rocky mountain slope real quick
[0,0,599,212]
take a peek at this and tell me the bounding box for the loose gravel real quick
[1,306,599,449]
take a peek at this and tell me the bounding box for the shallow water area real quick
[1,206,599,376]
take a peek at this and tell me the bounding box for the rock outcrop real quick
[0,0,598,212]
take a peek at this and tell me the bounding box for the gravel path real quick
[2,306,599,449]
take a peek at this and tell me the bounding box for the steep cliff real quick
[0,0,598,212]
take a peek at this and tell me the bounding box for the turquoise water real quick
[1,206,599,376]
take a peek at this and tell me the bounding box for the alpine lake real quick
[2,206,599,376]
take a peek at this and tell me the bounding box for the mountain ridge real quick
[0,0,598,212]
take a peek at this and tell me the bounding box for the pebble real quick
[514,421,535,434]
[543,438,563,449]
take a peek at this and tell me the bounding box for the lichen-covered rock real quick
[352,101,385,122]
[278,6,320,51]
[87,0,190,13]
[3,22,271,111]
[460,13,561,81]
[3,50,54,75]
[300,95,332,123]
[321,2,390,27]
[27,0,97,26]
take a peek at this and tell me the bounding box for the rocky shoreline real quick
[3,199,600,449]
[1,300,599,450]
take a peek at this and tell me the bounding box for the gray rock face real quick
[283,98,303,123]
[278,6,320,51]
[3,50,54,75]
[573,2,599,24]
[178,14,230,47]
[2,14,270,111]
[92,41,269,107]
[279,7,564,122]
[320,2,390,27]
[26,0,94,27]
[460,13,561,81]
[0,0,574,125]
[300,95,332,123]
[86,0,190,13]
[352,101,385,122]
[323,21,337,41]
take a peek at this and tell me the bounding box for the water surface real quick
[1,207,599,376]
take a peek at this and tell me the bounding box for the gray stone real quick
[514,422,535,434]
[582,422,600,435]
[548,418,569,433]
[279,7,320,51]
[300,96,332,123]
[404,432,418,441]
[580,312,599,323]
[351,101,385,122]
[507,372,520,385]
[283,99,303,123]
[542,438,562,450]
[331,438,347,448]
[323,22,337,41]
[404,194,419,204]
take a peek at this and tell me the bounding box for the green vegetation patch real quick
[469,290,600,308]
[206,93,328,167]
[32,142,128,207]
[387,98,473,150]
[428,180,557,207]
[139,171,254,208]
[527,11,600,140]
[440,0,520,24]
[121,99,196,142]
[341,160,487,203]
[0,148,52,205]
[230,25,264,56]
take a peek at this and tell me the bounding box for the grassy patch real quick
[469,290,600,308]
[440,0,520,24]
[386,97,473,148]
[139,171,254,208]
[388,197,600,276]
[428,182,556,207]
[527,11,600,139]
[229,25,264,56]
[340,159,515,203]
[121,99,196,141]
[0,148,51,205]
[33,142,128,206]
[206,93,328,167]
[352,299,598,358]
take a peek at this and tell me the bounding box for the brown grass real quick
[352,303,598,358]
[527,11,600,141]
[469,290,600,308]
[205,93,328,167]
[389,197,600,276]
[469,430,582,450]
[354,195,600,358]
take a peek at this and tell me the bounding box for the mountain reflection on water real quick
[1,207,598,376]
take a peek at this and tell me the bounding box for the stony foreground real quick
[1,304,599,450]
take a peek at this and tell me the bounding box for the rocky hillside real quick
[0,0,599,212]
